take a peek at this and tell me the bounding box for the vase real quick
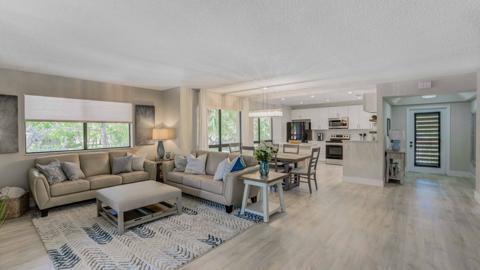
[259,161,270,177]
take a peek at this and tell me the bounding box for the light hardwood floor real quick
[1,164,480,270]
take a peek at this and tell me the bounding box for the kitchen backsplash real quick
[313,129,375,141]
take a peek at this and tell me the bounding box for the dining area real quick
[230,143,320,194]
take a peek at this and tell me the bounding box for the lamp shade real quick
[152,128,176,140]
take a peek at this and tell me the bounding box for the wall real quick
[476,72,480,203]
[0,68,165,189]
[272,107,291,144]
[390,102,473,173]
[377,72,477,189]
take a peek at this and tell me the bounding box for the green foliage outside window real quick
[26,121,130,153]
[207,109,241,151]
[253,117,272,143]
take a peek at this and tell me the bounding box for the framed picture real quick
[0,94,18,154]
[387,118,391,137]
[135,105,155,146]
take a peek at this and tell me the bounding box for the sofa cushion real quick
[182,174,204,189]
[185,154,207,175]
[201,176,224,195]
[80,152,110,177]
[119,171,149,184]
[61,161,86,180]
[167,171,185,184]
[205,152,229,175]
[50,179,90,196]
[131,155,145,171]
[87,174,122,190]
[112,155,133,174]
[108,151,128,168]
[35,154,80,166]
[174,155,187,172]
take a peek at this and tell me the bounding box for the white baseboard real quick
[343,176,384,187]
[475,190,480,204]
[447,170,475,178]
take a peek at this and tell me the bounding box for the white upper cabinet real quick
[291,105,373,130]
[363,93,377,113]
[347,105,361,129]
[311,108,328,130]
[328,106,348,118]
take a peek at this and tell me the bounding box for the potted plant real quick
[0,195,7,229]
[253,143,278,177]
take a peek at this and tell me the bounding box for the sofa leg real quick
[251,196,257,203]
[40,209,48,217]
[225,205,233,214]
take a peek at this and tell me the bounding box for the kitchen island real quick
[343,141,384,186]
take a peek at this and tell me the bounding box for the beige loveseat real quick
[28,151,156,217]
[162,150,259,213]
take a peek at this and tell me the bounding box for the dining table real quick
[274,152,311,190]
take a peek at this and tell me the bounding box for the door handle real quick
[409,141,413,148]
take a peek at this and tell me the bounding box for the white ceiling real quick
[386,91,476,106]
[0,0,479,94]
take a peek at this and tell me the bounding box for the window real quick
[253,117,272,144]
[208,109,241,152]
[26,121,131,153]
[24,95,133,154]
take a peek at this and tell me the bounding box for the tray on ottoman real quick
[96,180,182,234]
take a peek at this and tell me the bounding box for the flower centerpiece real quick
[253,143,278,177]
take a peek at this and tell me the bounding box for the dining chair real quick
[283,144,300,154]
[241,146,255,154]
[290,147,320,194]
[228,143,241,154]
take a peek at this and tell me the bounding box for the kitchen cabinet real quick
[347,105,362,129]
[363,93,377,113]
[311,108,328,130]
[328,107,347,118]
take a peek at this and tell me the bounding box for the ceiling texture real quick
[1,0,479,103]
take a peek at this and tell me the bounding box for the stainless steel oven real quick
[326,143,343,165]
[328,118,349,129]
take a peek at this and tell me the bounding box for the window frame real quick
[208,109,242,152]
[25,120,132,154]
[253,117,273,144]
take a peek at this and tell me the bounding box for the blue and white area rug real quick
[32,197,259,270]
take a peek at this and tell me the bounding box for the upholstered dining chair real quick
[283,144,300,154]
[290,147,320,194]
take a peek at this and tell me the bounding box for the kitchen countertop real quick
[343,140,383,186]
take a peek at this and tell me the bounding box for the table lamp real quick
[152,128,176,160]
[389,130,404,151]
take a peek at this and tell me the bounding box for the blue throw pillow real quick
[230,156,246,172]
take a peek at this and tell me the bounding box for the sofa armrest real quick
[162,160,175,181]
[144,160,157,180]
[28,168,51,210]
[223,165,259,206]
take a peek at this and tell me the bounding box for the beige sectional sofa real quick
[163,150,259,213]
[28,151,156,216]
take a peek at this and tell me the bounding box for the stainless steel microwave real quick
[328,118,349,129]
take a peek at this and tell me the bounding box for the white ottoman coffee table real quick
[96,180,182,234]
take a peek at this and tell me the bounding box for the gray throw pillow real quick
[174,155,187,172]
[131,155,145,171]
[61,161,86,180]
[184,154,207,175]
[112,155,133,175]
[36,160,67,185]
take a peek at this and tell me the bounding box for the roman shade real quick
[24,95,132,122]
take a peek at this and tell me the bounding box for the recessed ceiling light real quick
[421,95,437,99]
[310,95,315,98]
[300,101,304,105]
[348,91,353,95]
[357,96,362,100]
[325,98,330,102]
[281,97,286,101]
[263,87,268,90]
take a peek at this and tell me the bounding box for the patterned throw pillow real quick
[184,154,207,175]
[36,160,68,185]
[61,161,86,180]
[131,155,145,171]
[112,155,133,175]
[230,156,246,172]
[174,155,188,172]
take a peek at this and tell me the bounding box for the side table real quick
[153,159,174,182]
[240,172,287,222]
[385,150,406,184]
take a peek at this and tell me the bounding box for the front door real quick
[406,106,450,174]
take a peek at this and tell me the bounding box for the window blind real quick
[414,112,441,168]
[24,95,133,123]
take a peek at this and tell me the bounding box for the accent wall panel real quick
[135,105,155,146]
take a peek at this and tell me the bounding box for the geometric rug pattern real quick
[32,196,259,270]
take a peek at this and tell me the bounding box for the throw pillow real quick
[131,155,145,171]
[61,161,86,180]
[184,154,207,175]
[36,160,67,185]
[230,156,247,172]
[174,155,188,172]
[213,158,228,181]
[112,155,133,175]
